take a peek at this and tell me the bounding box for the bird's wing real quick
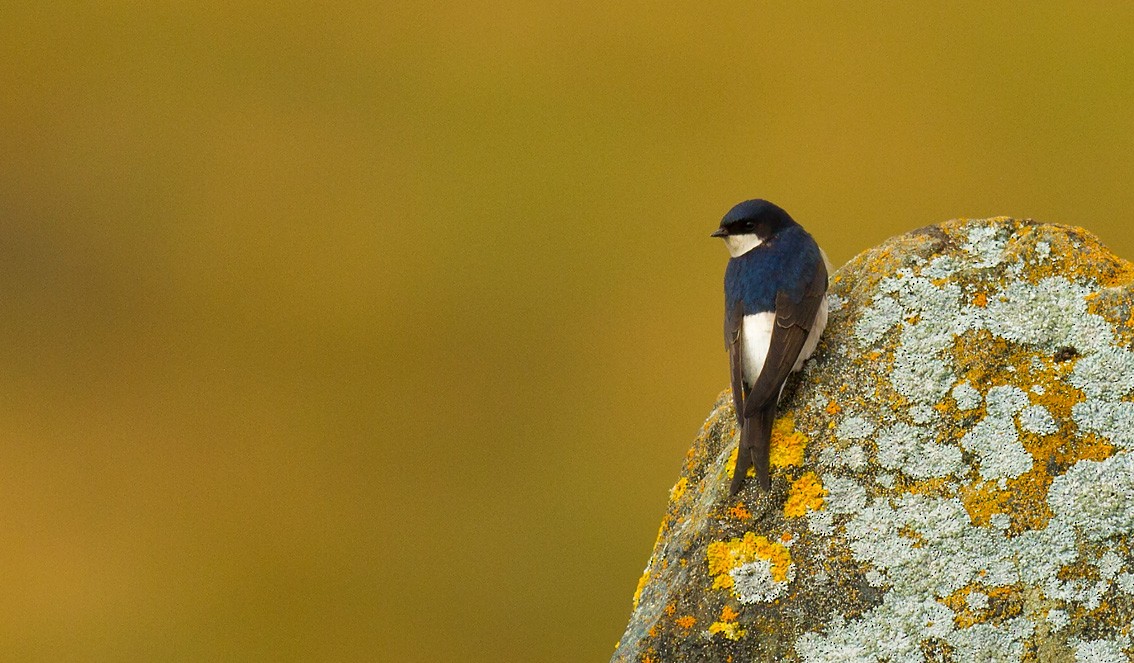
[743,259,828,417]
[726,298,746,424]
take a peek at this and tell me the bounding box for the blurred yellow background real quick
[2,3,1133,661]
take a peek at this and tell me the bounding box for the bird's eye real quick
[743,221,755,230]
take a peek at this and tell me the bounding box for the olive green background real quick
[2,3,1133,662]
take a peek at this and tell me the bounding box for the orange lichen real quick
[951,330,1018,390]
[897,524,927,548]
[1025,368,1083,426]
[707,532,793,589]
[726,416,808,479]
[770,415,808,468]
[708,605,745,640]
[1001,222,1129,286]
[1003,467,1057,532]
[764,546,793,582]
[1110,306,1134,349]
[826,400,841,415]
[940,584,1023,628]
[675,615,696,629]
[1064,433,1117,464]
[670,477,688,503]
[651,520,668,550]
[708,620,745,641]
[784,472,826,518]
[943,325,1131,533]
[959,482,1010,528]
[725,446,749,481]
[972,292,988,307]
[728,502,752,521]
[632,569,650,609]
[900,477,952,497]
[1096,253,1134,288]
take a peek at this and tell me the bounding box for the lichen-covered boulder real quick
[613,219,1134,663]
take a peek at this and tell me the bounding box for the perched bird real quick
[711,200,829,494]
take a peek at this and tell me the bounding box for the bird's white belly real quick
[741,296,829,387]
[741,312,776,384]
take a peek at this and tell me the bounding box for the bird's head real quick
[711,199,797,257]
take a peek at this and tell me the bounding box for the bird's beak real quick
[710,228,727,238]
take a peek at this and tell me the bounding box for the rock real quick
[612,218,1134,663]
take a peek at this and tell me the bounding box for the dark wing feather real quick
[727,298,758,494]
[743,260,828,417]
[730,404,774,494]
[726,298,746,424]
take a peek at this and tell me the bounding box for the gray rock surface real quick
[613,218,1134,663]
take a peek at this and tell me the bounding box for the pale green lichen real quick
[822,476,868,515]
[949,619,1033,662]
[875,422,964,480]
[799,488,1087,660]
[981,277,1107,350]
[1073,400,1134,449]
[959,414,1032,480]
[921,254,962,279]
[826,292,846,314]
[819,444,867,470]
[1047,609,1069,630]
[1071,346,1134,399]
[795,594,956,662]
[1018,404,1057,435]
[731,557,796,604]
[965,590,989,610]
[1043,576,1107,611]
[952,382,981,410]
[961,223,1009,268]
[855,296,904,345]
[835,415,875,440]
[892,350,954,405]
[985,385,1030,418]
[1071,636,1130,663]
[1118,572,1134,595]
[1098,551,1123,580]
[1047,451,1134,542]
[807,509,834,536]
[908,405,937,424]
[884,276,963,316]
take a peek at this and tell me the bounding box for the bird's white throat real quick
[724,234,763,258]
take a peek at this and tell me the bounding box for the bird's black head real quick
[710,199,797,240]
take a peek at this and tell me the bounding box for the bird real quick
[711,200,829,494]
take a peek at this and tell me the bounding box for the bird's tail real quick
[730,407,775,495]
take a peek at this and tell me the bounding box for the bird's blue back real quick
[724,225,822,314]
